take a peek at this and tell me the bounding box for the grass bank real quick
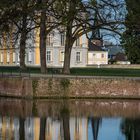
[70,68,140,77]
[0,66,140,77]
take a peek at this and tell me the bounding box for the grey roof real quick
[88,41,105,51]
[106,45,124,55]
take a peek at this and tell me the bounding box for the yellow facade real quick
[35,28,40,65]
[34,118,40,140]
[0,31,15,65]
[1,117,14,139]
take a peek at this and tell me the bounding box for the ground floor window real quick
[7,51,10,63]
[0,52,3,63]
[17,52,20,62]
[28,50,32,63]
[46,51,52,62]
[60,51,64,62]
[13,52,15,63]
[76,52,81,63]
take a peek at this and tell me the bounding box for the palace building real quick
[0,28,108,67]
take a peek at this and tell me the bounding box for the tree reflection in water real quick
[0,99,140,140]
[39,117,46,140]
[91,117,102,140]
[61,103,70,140]
[121,119,140,140]
[19,118,25,140]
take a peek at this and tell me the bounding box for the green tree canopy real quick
[122,0,140,64]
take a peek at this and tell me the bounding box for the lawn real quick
[0,66,140,77]
[70,68,140,77]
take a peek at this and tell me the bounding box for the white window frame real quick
[17,52,20,62]
[76,51,82,63]
[0,52,3,63]
[60,51,64,62]
[7,51,10,63]
[47,34,53,46]
[76,38,80,46]
[46,50,52,62]
[13,52,15,63]
[28,50,32,62]
[61,34,65,46]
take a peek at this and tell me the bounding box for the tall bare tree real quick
[57,0,124,74]
[39,0,47,73]
[36,0,63,73]
[0,0,39,70]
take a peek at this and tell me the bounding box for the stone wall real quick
[34,78,140,98]
[0,78,33,98]
[0,77,140,98]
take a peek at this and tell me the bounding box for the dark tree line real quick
[122,0,140,64]
[0,0,124,74]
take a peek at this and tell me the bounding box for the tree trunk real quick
[63,23,73,74]
[63,46,72,74]
[39,117,46,140]
[20,15,27,71]
[40,1,47,74]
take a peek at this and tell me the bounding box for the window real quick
[60,51,64,62]
[76,38,80,46]
[47,34,53,46]
[101,54,104,58]
[17,52,20,62]
[0,38,3,48]
[13,52,15,63]
[46,51,51,62]
[76,52,81,62]
[0,52,3,63]
[61,34,65,46]
[6,34,10,48]
[7,52,10,63]
[28,51,32,62]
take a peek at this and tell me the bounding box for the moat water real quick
[0,98,139,140]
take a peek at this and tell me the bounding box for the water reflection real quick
[0,99,140,140]
[0,116,140,140]
[122,119,140,140]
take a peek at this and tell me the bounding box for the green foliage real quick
[121,119,140,140]
[48,78,53,90]
[32,79,38,95]
[122,36,140,64]
[60,78,70,90]
[122,0,140,64]
[0,66,140,77]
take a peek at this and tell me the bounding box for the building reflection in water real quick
[0,116,88,140]
[0,116,139,140]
